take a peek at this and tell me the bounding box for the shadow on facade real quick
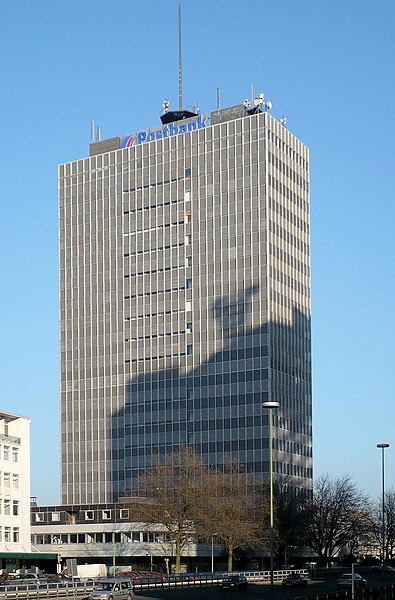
[111,284,312,501]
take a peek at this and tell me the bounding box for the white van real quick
[90,578,133,600]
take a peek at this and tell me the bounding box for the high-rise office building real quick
[59,98,312,505]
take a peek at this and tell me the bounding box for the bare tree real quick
[130,446,209,573]
[370,488,395,562]
[308,473,369,566]
[275,476,311,564]
[197,457,269,572]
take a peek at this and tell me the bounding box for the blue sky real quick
[0,0,394,504]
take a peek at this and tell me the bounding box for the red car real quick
[282,573,308,588]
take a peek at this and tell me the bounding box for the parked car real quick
[219,575,248,591]
[282,573,309,588]
[337,573,366,589]
[370,565,395,573]
[146,571,165,581]
[115,572,142,583]
[90,578,133,600]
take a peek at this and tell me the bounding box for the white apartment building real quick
[0,411,31,565]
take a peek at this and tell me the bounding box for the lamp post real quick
[263,401,280,591]
[211,533,217,574]
[112,531,119,575]
[377,443,389,578]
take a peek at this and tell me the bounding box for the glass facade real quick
[59,107,312,505]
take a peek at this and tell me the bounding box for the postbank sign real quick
[121,115,208,148]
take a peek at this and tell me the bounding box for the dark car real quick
[219,575,248,591]
[337,573,367,589]
[282,573,308,588]
[371,565,395,573]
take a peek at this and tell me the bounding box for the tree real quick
[130,446,209,573]
[308,474,369,566]
[197,457,269,572]
[370,488,395,562]
[274,476,311,565]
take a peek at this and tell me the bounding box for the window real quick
[3,473,10,488]
[186,278,192,289]
[13,528,19,543]
[3,446,9,461]
[119,509,129,519]
[85,510,94,520]
[12,448,18,462]
[12,474,19,489]
[185,211,192,223]
[185,234,192,245]
[132,532,140,542]
[186,344,193,356]
[186,322,193,333]
[102,509,111,520]
[51,512,60,522]
[13,501,19,516]
[4,527,10,543]
[186,256,192,267]
[186,300,192,312]
[35,512,44,522]
[185,167,191,178]
[4,499,10,515]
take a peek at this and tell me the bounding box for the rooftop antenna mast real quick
[178,3,182,111]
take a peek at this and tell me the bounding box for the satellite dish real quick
[253,98,260,106]
[266,101,273,110]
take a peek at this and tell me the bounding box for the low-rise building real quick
[31,501,225,574]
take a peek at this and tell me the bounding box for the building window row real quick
[268,129,308,171]
[268,151,309,192]
[268,218,309,256]
[126,330,186,342]
[268,194,309,230]
[0,445,19,462]
[126,352,187,364]
[33,530,171,545]
[124,264,185,279]
[123,241,185,258]
[122,171,190,194]
[123,219,185,238]
[125,308,184,322]
[0,499,19,516]
[123,197,183,215]
[0,472,19,489]
[0,526,19,543]
[124,287,186,301]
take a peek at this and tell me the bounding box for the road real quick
[134,573,395,600]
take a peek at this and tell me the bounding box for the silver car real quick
[337,573,366,589]
[90,578,133,600]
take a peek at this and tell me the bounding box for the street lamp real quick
[263,401,280,591]
[211,533,217,574]
[377,443,389,578]
[112,531,119,575]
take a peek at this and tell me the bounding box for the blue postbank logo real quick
[121,115,207,148]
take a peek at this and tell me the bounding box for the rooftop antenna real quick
[96,126,101,142]
[251,83,255,106]
[91,120,95,143]
[178,3,182,111]
[217,87,221,110]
